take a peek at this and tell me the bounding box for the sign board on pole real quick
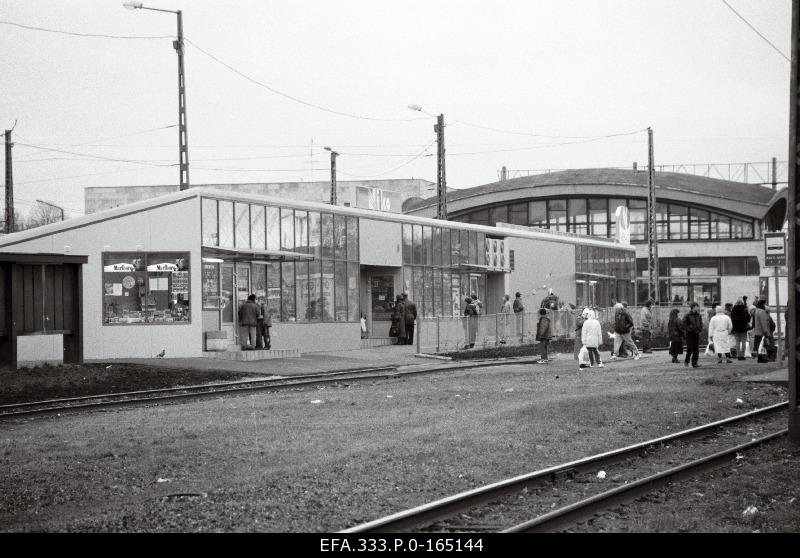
[614,206,630,244]
[764,232,786,267]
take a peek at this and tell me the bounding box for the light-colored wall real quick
[359,219,403,267]
[0,197,203,359]
[635,240,764,265]
[270,322,361,352]
[508,237,576,311]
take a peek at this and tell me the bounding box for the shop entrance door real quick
[220,263,251,347]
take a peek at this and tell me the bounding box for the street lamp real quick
[324,147,339,205]
[409,104,446,220]
[123,2,189,190]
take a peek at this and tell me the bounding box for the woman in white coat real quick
[708,306,734,364]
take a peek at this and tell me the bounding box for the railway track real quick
[341,401,789,533]
[0,357,545,420]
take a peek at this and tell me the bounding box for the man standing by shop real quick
[683,302,703,368]
[255,296,272,350]
[402,292,418,345]
[513,292,525,341]
[239,294,260,350]
[640,299,654,353]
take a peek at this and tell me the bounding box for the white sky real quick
[0,0,792,218]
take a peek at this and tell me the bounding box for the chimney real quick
[501,166,507,182]
[632,162,638,172]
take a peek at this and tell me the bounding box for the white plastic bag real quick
[704,344,714,356]
[745,340,751,355]
[578,345,591,366]
[758,338,767,355]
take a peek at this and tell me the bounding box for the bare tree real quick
[26,203,63,229]
[0,209,27,233]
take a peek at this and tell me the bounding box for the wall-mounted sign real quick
[485,238,510,272]
[147,262,179,272]
[764,232,786,267]
[103,263,135,272]
[614,206,630,244]
[356,186,402,213]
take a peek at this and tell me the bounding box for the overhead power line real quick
[446,129,649,156]
[0,19,173,40]
[719,0,790,62]
[451,120,647,140]
[15,142,175,167]
[184,38,430,124]
[338,140,436,179]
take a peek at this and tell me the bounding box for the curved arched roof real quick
[404,168,787,224]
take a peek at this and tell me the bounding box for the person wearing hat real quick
[639,299,654,354]
[535,307,552,363]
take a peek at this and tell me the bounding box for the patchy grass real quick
[0,363,264,405]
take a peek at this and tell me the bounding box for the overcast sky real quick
[0,0,792,218]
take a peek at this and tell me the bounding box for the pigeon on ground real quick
[156,349,166,358]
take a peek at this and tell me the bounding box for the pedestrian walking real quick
[535,307,552,363]
[499,294,513,344]
[667,308,684,363]
[752,299,772,363]
[574,307,589,360]
[391,295,407,344]
[402,293,417,345]
[238,294,260,350]
[730,298,750,361]
[708,306,734,363]
[640,299,654,353]
[580,309,604,369]
[610,302,640,361]
[683,302,703,368]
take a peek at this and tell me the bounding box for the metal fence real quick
[415,306,761,354]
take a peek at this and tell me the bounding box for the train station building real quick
[0,187,634,363]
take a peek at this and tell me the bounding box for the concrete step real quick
[204,348,300,361]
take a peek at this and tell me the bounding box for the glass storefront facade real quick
[453,197,755,242]
[401,223,488,317]
[574,245,636,307]
[201,197,360,322]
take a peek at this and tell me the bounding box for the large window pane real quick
[477,232,486,267]
[308,260,322,321]
[321,260,335,321]
[295,261,309,322]
[489,205,508,226]
[202,198,218,246]
[433,227,442,267]
[234,202,250,249]
[251,205,265,250]
[413,225,423,265]
[347,262,360,322]
[450,228,460,266]
[295,210,308,253]
[266,262,280,321]
[422,226,432,266]
[588,198,608,238]
[568,198,587,235]
[403,224,412,264]
[689,207,710,240]
[346,217,359,261]
[528,201,547,226]
[433,268,443,317]
[460,230,469,265]
[334,214,347,260]
[218,200,234,248]
[442,228,451,267]
[668,204,689,240]
[335,261,348,321]
[309,211,321,259]
[656,202,669,240]
[321,213,334,259]
[710,214,730,239]
[509,203,527,225]
[548,199,567,231]
[413,267,424,313]
[281,262,295,321]
[266,206,280,250]
[281,208,294,251]
[252,264,266,302]
[423,267,434,318]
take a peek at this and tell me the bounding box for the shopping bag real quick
[704,344,714,356]
[758,338,767,355]
[745,340,751,356]
[578,345,591,366]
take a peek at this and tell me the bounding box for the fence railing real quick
[414,306,773,354]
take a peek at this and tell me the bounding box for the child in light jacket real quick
[580,309,604,368]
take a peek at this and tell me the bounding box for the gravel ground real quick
[0,352,794,532]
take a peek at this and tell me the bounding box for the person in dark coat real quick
[535,308,553,363]
[668,308,684,363]
[682,302,704,368]
[730,298,750,361]
[463,296,478,348]
[391,295,407,345]
[402,292,418,345]
[238,294,260,350]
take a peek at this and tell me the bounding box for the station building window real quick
[103,252,190,325]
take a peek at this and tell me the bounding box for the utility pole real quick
[324,147,339,205]
[647,127,658,304]
[773,156,778,191]
[175,10,189,190]
[4,124,15,234]
[787,0,799,444]
[435,114,447,220]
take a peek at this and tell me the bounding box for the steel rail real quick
[0,357,546,420]
[341,402,788,533]
[503,429,788,533]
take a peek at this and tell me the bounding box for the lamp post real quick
[324,147,339,205]
[409,104,446,220]
[123,2,189,190]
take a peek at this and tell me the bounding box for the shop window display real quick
[103,252,190,325]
